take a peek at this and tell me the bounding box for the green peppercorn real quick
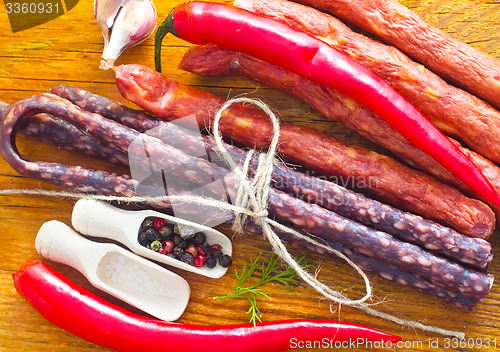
[173,224,180,235]
[150,240,162,252]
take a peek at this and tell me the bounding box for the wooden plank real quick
[1,0,499,351]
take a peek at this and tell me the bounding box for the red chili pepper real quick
[154,1,500,207]
[13,259,400,351]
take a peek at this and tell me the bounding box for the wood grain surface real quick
[1,0,500,351]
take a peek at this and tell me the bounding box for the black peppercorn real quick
[198,242,211,256]
[176,239,188,250]
[180,252,195,266]
[192,232,206,246]
[172,234,182,245]
[158,226,172,239]
[145,228,160,242]
[138,231,150,247]
[219,254,232,268]
[166,253,177,259]
[205,256,217,268]
[173,247,184,259]
[140,218,154,231]
[211,248,222,259]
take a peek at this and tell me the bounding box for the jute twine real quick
[0,97,465,339]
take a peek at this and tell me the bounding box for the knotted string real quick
[0,97,465,339]
[212,97,373,306]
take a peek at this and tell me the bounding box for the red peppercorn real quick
[185,245,198,258]
[153,217,167,230]
[162,240,175,254]
[194,255,206,267]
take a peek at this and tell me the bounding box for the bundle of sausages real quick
[0,81,494,309]
[1,0,498,310]
[116,0,500,307]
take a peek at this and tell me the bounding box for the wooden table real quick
[1,1,499,351]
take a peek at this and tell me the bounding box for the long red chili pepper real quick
[154,1,500,207]
[13,259,400,352]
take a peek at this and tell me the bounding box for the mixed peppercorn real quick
[138,217,232,269]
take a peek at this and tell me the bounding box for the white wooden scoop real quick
[71,199,232,279]
[35,220,190,321]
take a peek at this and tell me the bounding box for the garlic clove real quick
[95,0,127,47]
[95,0,156,70]
[95,0,128,28]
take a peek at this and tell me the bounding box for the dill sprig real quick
[215,253,311,327]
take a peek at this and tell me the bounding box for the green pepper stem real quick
[154,9,177,73]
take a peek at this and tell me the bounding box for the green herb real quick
[215,253,311,327]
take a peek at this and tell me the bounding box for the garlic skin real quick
[95,0,157,70]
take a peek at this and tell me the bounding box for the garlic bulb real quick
[95,0,157,70]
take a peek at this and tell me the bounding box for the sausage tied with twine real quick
[0,92,486,337]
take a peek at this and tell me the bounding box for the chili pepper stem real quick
[155,10,177,73]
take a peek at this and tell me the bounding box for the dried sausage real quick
[271,223,480,310]
[0,101,128,166]
[294,0,500,111]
